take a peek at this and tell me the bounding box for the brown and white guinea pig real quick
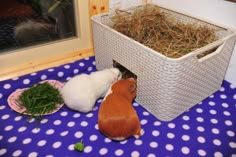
[61,68,121,113]
[98,78,141,141]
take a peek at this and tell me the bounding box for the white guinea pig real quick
[61,68,121,113]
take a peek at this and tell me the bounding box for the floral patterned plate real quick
[7,80,64,115]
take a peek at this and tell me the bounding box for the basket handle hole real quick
[197,45,222,59]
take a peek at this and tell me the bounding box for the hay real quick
[111,4,218,58]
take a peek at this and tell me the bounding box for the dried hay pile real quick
[111,4,218,58]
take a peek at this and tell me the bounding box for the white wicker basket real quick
[91,5,236,121]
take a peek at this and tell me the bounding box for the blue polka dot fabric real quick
[0,56,236,157]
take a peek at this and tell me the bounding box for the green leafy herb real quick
[74,140,84,152]
[17,82,63,120]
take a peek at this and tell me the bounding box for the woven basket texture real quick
[92,5,236,121]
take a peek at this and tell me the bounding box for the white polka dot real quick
[74,131,83,138]
[104,138,112,143]
[5,125,13,131]
[60,131,69,136]
[28,152,38,157]
[79,62,85,67]
[41,75,47,80]
[0,135,3,141]
[12,77,19,80]
[13,150,22,157]
[220,87,225,92]
[140,119,148,125]
[28,118,35,123]
[46,129,55,135]
[64,65,70,69]
[88,67,93,71]
[153,121,161,126]
[115,149,123,156]
[233,94,236,100]
[81,121,88,127]
[4,84,11,89]
[89,135,98,141]
[182,116,190,121]
[48,68,54,72]
[14,116,22,121]
[197,126,205,132]
[223,111,231,116]
[152,130,160,137]
[220,94,227,99]
[57,72,64,77]
[208,101,215,106]
[182,124,190,130]
[40,119,48,124]
[67,121,75,127]
[30,72,37,76]
[73,113,80,118]
[38,140,47,146]
[165,144,174,151]
[94,124,99,130]
[8,136,17,143]
[68,144,74,151]
[196,117,204,122]
[73,69,79,74]
[150,142,158,148]
[210,119,218,124]
[23,138,32,144]
[212,128,220,134]
[32,128,40,134]
[134,139,143,145]
[131,151,140,157]
[225,120,232,126]
[54,120,62,125]
[227,130,235,137]
[213,139,221,146]
[86,113,94,118]
[92,61,96,65]
[167,133,175,139]
[84,146,92,153]
[99,148,108,155]
[168,123,176,128]
[197,136,206,143]
[23,79,30,85]
[18,126,27,132]
[0,148,7,156]
[181,146,190,154]
[1,114,10,120]
[53,141,62,149]
[147,154,156,157]
[96,99,103,104]
[230,84,236,89]
[198,149,207,156]
[120,140,127,144]
[214,152,223,157]
[182,135,190,141]
[229,142,236,148]
[221,103,229,108]
[60,112,68,116]
[209,110,217,115]
[143,111,150,116]
[133,102,139,107]
[45,155,53,157]
[0,104,5,109]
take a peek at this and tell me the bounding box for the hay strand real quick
[111,4,218,58]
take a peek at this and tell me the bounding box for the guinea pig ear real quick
[129,84,136,93]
